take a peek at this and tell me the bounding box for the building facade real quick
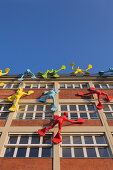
[0,74,113,170]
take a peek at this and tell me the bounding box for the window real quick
[15,104,54,120]
[0,104,11,119]
[93,83,113,89]
[60,104,99,119]
[61,134,110,158]
[103,104,113,119]
[4,134,52,158]
[59,83,89,89]
[23,84,54,89]
[0,83,19,89]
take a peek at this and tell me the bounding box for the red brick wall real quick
[0,120,6,127]
[11,120,102,126]
[60,158,113,170]
[107,120,113,126]
[59,89,93,99]
[0,158,52,170]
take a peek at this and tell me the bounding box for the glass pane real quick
[35,113,42,119]
[74,84,80,89]
[70,113,78,119]
[89,112,98,119]
[40,84,46,88]
[87,105,95,111]
[109,85,113,89]
[62,148,71,157]
[0,113,8,119]
[84,136,93,144]
[16,113,23,119]
[46,105,51,111]
[32,84,38,88]
[87,148,96,157]
[61,105,67,111]
[105,113,113,119]
[73,136,82,144]
[19,136,29,144]
[13,84,19,88]
[16,148,26,157]
[3,105,10,111]
[29,148,39,157]
[8,136,18,144]
[101,85,108,89]
[43,135,51,144]
[4,148,15,157]
[25,113,33,119]
[31,136,40,144]
[82,84,88,89]
[110,105,113,111]
[103,105,110,111]
[98,148,110,157]
[60,84,65,89]
[67,84,73,88]
[80,113,88,119]
[95,136,106,144]
[27,105,34,111]
[94,84,100,89]
[25,85,31,88]
[45,112,52,119]
[70,105,76,111]
[62,136,70,144]
[5,84,12,88]
[37,105,43,111]
[78,105,86,111]
[74,148,84,157]
[42,148,51,157]
[48,84,54,89]
[18,105,25,111]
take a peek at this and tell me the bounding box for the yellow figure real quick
[70,63,92,74]
[6,87,34,112]
[0,68,10,87]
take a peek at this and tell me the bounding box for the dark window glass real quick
[101,85,108,89]
[5,84,12,88]
[32,85,38,89]
[19,136,29,144]
[87,105,95,111]
[31,136,40,144]
[8,136,18,144]
[79,105,86,111]
[67,84,73,89]
[37,105,43,111]
[61,105,67,111]
[84,136,93,144]
[82,84,88,89]
[47,84,54,89]
[16,148,26,157]
[62,148,71,157]
[18,105,25,111]
[27,105,34,111]
[74,84,80,89]
[35,113,42,119]
[87,148,96,157]
[25,85,31,89]
[40,84,46,89]
[70,113,78,119]
[0,113,8,119]
[29,148,39,157]
[94,84,100,89]
[45,112,52,119]
[4,148,15,157]
[3,105,10,111]
[13,84,19,88]
[70,105,76,111]
[43,135,51,144]
[98,148,110,157]
[46,105,51,111]
[17,113,23,119]
[74,148,84,157]
[62,136,70,144]
[109,85,113,89]
[89,112,99,119]
[80,113,88,119]
[60,84,65,89]
[95,136,106,144]
[73,136,82,144]
[25,113,33,119]
[110,105,113,110]
[42,148,51,157]
[106,113,113,119]
[103,106,110,111]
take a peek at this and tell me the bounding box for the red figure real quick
[78,87,113,109]
[38,112,85,144]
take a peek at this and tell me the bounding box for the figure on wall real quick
[6,87,34,111]
[39,88,60,111]
[99,68,113,76]
[70,63,92,75]
[38,112,85,144]
[18,69,36,81]
[0,68,10,86]
[38,65,66,78]
[77,87,112,109]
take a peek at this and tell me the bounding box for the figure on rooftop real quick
[6,87,34,112]
[38,112,85,144]
[70,63,92,75]
[38,65,66,78]
[39,88,60,111]
[77,87,112,109]
[99,68,113,76]
[0,68,10,87]
[18,69,36,81]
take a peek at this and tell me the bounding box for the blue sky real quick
[0,0,113,74]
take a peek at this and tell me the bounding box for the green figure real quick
[38,65,66,78]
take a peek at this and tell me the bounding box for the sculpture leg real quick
[102,92,113,102]
[51,96,58,111]
[39,96,48,102]
[96,94,104,109]
[38,121,58,136]
[52,122,62,144]
[9,97,20,112]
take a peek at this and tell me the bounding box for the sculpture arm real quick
[44,91,49,95]
[22,90,34,96]
[64,117,78,123]
[78,91,94,96]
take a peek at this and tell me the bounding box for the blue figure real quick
[18,69,36,81]
[39,88,60,111]
[99,68,113,76]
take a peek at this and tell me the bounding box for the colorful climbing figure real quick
[99,68,113,76]
[0,68,10,86]
[38,65,66,78]
[70,63,92,74]
[77,87,112,109]
[6,87,34,112]
[18,69,36,81]
[39,88,60,111]
[38,112,85,144]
